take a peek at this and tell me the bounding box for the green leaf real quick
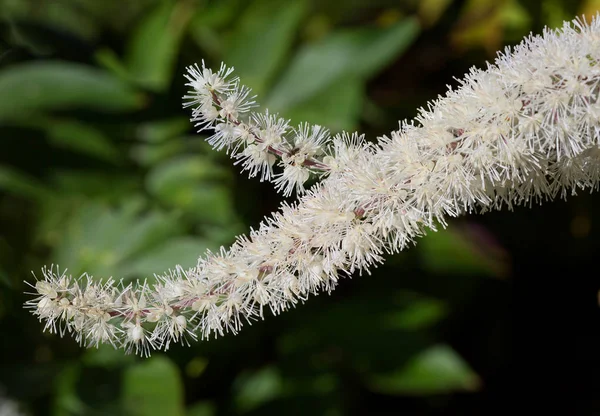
[542,0,572,30]
[83,343,135,369]
[121,236,211,278]
[368,344,481,395]
[146,156,230,192]
[188,0,247,57]
[187,402,216,416]
[0,165,54,200]
[131,141,186,167]
[0,62,143,120]
[419,226,509,278]
[266,17,419,111]
[184,357,209,379]
[51,171,138,199]
[125,0,194,91]
[130,118,192,166]
[233,366,283,413]
[145,155,237,224]
[52,202,183,278]
[419,0,454,27]
[189,0,242,30]
[47,120,122,164]
[172,185,236,225]
[277,289,434,373]
[137,118,191,143]
[122,356,184,416]
[6,20,52,56]
[95,47,135,80]
[225,0,308,96]
[354,17,420,77]
[43,2,99,40]
[383,294,447,330]
[0,267,11,289]
[52,364,85,416]
[6,4,97,54]
[282,75,363,131]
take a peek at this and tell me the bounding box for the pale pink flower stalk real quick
[26,16,600,355]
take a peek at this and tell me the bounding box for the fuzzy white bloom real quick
[26,16,600,354]
[0,388,27,416]
[183,62,332,196]
[0,400,26,416]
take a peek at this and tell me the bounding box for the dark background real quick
[1,0,599,414]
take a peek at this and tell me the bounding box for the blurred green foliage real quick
[0,0,598,415]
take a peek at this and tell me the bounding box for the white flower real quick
[323,132,366,174]
[183,65,331,195]
[218,85,255,119]
[236,144,277,181]
[273,164,310,196]
[0,392,27,416]
[26,15,600,355]
[252,112,288,149]
[183,61,236,97]
[290,123,329,160]
[35,281,57,298]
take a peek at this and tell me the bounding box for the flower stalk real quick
[182,61,339,195]
[26,16,600,355]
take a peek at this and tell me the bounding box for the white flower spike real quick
[26,15,600,354]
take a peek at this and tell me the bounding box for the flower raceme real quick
[182,62,340,196]
[26,16,600,355]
